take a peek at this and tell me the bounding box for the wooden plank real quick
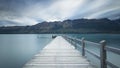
[23,36,95,68]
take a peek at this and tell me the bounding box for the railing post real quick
[100,40,107,68]
[70,38,72,44]
[81,37,85,56]
[74,39,77,49]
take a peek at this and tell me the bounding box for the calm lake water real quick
[0,34,120,68]
[0,34,53,68]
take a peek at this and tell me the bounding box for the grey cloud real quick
[0,0,120,26]
[0,20,23,26]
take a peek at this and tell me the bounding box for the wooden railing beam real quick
[63,36,119,68]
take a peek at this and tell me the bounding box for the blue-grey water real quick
[0,34,120,68]
[0,34,53,68]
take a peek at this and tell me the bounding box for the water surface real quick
[0,34,52,68]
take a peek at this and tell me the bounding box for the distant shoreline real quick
[0,18,120,34]
[0,32,120,34]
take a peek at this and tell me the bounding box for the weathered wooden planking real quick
[23,36,95,68]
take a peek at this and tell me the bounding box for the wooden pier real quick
[23,36,94,68]
[23,36,120,68]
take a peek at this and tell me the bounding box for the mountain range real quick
[0,18,120,34]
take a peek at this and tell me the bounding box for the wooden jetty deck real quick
[23,36,94,68]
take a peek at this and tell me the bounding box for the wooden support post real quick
[100,40,107,68]
[70,38,72,44]
[81,37,85,56]
[74,39,77,49]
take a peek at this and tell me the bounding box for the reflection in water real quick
[0,34,52,68]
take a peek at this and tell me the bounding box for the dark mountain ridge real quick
[0,18,120,34]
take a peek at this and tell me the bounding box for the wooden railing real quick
[63,36,120,68]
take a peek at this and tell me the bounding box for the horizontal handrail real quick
[105,46,120,55]
[63,35,120,68]
[85,48,100,59]
[64,36,101,47]
[85,40,101,47]
[106,60,119,68]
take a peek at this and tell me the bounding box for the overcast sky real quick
[0,0,120,26]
